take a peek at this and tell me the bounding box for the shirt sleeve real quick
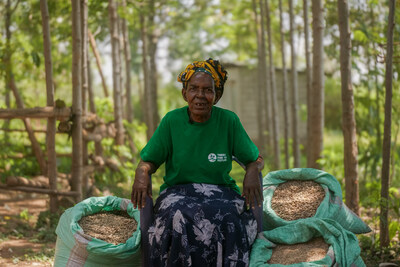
[232,114,259,166]
[140,114,171,168]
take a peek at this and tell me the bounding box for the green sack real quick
[54,196,141,267]
[262,168,371,234]
[250,218,366,267]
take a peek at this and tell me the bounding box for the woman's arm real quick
[131,160,157,210]
[242,155,264,209]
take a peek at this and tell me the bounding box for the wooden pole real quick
[109,0,125,145]
[289,0,300,167]
[0,185,80,197]
[380,0,395,249]
[40,0,58,212]
[81,0,89,198]
[121,0,133,123]
[265,0,280,170]
[0,107,70,119]
[279,0,290,169]
[88,30,109,98]
[337,0,359,215]
[71,0,83,202]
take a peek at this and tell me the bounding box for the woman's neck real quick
[187,109,211,123]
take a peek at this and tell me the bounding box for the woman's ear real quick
[181,88,188,102]
[214,90,222,104]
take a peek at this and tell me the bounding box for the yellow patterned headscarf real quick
[177,58,228,94]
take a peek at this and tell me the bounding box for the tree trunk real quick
[88,30,109,98]
[121,0,133,123]
[81,0,88,115]
[40,0,57,213]
[141,0,160,140]
[140,12,151,140]
[251,0,268,153]
[337,0,360,215]
[87,56,103,156]
[2,0,14,144]
[87,57,96,113]
[289,0,300,167]
[81,0,89,197]
[308,0,325,169]
[109,0,125,145]
[370,7,382,147]
[304,0,313,168]
[265,0,280,170]
[380,0,395,249]
[71,0,83,202]
[279,0,290,169]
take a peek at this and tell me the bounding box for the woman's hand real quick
[242,155,264,210]
[131,160,156,210]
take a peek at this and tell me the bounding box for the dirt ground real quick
[0,189,54,266]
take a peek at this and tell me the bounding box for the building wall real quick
[217,63,308,147]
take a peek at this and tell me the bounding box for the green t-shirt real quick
[140,106,259,193]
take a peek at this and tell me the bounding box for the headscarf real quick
[177,58,228,95]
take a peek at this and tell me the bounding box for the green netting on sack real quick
[250,218,366,267]
[262,168,371,234]
[54,196,141,267]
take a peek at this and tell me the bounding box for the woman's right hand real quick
[131,160,155,210]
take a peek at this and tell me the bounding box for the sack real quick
[54,196,141,267]
[250,218,366,267]
[262,168,371,234]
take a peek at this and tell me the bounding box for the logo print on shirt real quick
[208,153,217,162]
[208,153,227,162]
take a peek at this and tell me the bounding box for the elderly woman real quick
[131,58,263,266]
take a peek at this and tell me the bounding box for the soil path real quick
[0,188,55,266]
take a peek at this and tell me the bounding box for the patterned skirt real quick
[148,183,258,267]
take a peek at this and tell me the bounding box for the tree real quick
[380,0,395,249]
[109,0,124,145]
[289,0,300,167]
[121,0,133,123]
[308,0,325,169]
[40,0,57,212]
[303,0,313,168]
[279,0,290,169]
[251,0,269,153]
[140,0,160,141]
[88,30,109,98]
[71,0,83,202]
[265,0,280,169]
[337,0,359,215]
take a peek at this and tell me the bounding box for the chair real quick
[139,157,263,267]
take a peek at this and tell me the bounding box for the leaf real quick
[353,30,368,43]
[388,221,399,242]
[30,51,40,67]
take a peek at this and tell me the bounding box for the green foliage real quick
[92,118,147,194]
[35,209,63,242]
[94,98,115,123]
[317,130,345,183]
[158,82,186,117]
[388,220,399,244]
[359,230,400,265]
[19,209,32,222]
[324,77,342,130]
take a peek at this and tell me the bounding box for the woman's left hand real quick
[242,156,264,210]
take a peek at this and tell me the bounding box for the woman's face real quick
[182,72,221,123]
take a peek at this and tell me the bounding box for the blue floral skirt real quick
[148,183,257,267]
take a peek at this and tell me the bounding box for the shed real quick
[218,63,308,147]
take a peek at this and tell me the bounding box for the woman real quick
[131,58,263,266]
